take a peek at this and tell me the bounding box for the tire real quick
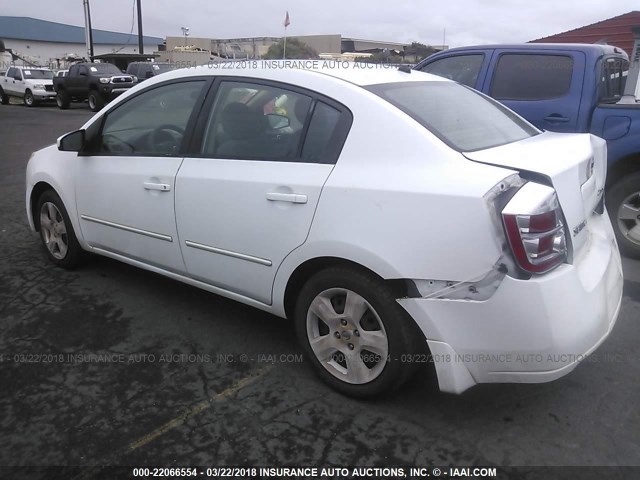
[56,90,70,109]
[295,266,423,397]
[36,190,84,269]
[607,172,640,259]
[24,90,36,107]
[0,89,8,105]
[88,91,104,112]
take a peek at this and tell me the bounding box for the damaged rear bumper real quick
[398,212,624,394]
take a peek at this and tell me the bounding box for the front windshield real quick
[22,69,54,80]
[89,63,122,75]
[151,64,173,73]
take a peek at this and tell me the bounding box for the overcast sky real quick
[0,0,638,47]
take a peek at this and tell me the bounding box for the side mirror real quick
[266,113,290,130]
[57,130,85,152]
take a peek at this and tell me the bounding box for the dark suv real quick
[53,62,135,111]
[126,62,173,82]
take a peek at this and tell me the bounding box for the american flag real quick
[284,11,290,28]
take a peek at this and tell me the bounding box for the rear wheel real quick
[88,91,104,112]
[607,172,640,259]
[36,190,84,269]
[24,90,36,107]
[295,266,423,397]
[56,90,70,109]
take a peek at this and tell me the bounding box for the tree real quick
[264,38,319,59]
[404,42,438,63]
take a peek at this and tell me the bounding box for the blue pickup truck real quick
[416,43,640,258]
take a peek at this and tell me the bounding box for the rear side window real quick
[600,57,629,102]
[367,81,539,152]
[420,54,484,87]
[491,54,574,100]
[301,102,341,163]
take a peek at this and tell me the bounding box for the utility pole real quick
[137,0,144,55]
[83,0,94,61]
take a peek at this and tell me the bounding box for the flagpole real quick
[283,26,287,59]
[283,11,289,60]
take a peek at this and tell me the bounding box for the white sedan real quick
[26,63,624,397]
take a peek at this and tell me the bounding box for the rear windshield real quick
[367,81,539,151]
[22,69,54,79]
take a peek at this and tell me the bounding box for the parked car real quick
[126,62,173,81]
[416,44,640,259]
[53,62,135,112]
[26,64,623,397]
[0,66,56,106]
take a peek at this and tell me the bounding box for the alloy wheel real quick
[617,191,640,246]
[306,288,389,384]
[40,202,68,259]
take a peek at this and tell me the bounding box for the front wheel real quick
[56,91,70,109]
[24,90,36,107]
[37,190,84,269]
[607,172,640,259]
[0,89,8,105]
[295,267,423,397]
[88,91,104,112]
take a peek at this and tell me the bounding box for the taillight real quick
[502,182,567,274]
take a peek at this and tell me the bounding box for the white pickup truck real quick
[0,66,56,106]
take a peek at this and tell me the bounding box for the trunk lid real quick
[463,132,607,256]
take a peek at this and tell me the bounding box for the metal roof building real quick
[530,11,640,57]
[0,16,163,69]
[0,16,163,45]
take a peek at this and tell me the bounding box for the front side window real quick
[420,54,484,87]
[201,81,313,161]
[368,81,539,152]
[97,80,205,155]
[491,54,574,100]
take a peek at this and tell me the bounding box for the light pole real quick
[181,27,190,48]
[137,0,144,55]
[82,0,94,61]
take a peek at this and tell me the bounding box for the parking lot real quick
[1,102,639,469]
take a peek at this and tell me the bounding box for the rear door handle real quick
[266,192,308,204]
[544,114,570,123]
[144,182,171,192]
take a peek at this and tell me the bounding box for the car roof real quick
[157,60,445,87]
[433,43,624,56]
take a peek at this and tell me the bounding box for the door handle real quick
[544,114,570,123]
[144,182,171,192]
[266,192,308,204]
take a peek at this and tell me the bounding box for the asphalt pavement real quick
[0,102,639,472]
